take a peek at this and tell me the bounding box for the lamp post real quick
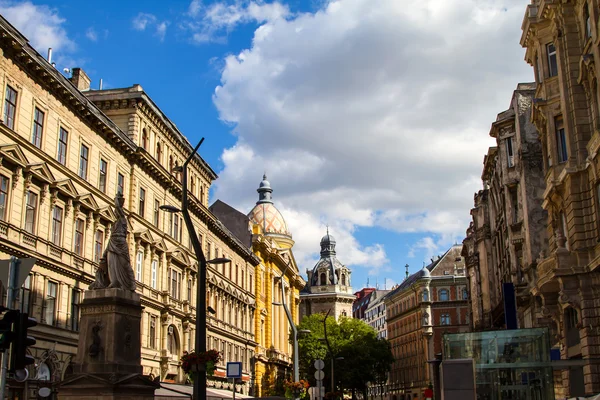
[159,138,230,400]
[320,310,344,395]
[271,261,307,383]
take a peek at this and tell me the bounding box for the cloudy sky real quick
[0,0,533,290]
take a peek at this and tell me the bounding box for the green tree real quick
[297,314,394,399]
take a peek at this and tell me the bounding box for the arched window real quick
[462,288,468,300]
[565,307,580,347]
[439,289,449,301]
[422,289,429,302]
[320,273,326,286]
[167,325,179,355]
[341,274,346,285]
[141,128,148,150]
[156,142,162,163]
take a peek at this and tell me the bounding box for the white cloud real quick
[132,12,157,31]
[211,0,533,274]
[0,1,75,56]
[132,12,169,41]
[85,27,98,41]
[184,0,290,43]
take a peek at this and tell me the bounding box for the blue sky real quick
[0,0,534,291]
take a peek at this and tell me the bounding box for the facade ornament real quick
[89,193,136,291]
[23,171,32,191]
[65,199,72,216]
[11,167,21,189]
[39,184,48,205]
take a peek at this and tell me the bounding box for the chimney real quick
[47,48,52,64]
[70,68,91,91]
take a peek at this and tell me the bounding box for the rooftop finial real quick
[405,264,409,279]
[256,174,273,204]
[326,224,329,236]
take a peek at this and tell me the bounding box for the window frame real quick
[99,158,108,193]
[117,172,125,196]
[136,251,143,282]
[78,143,89,179]
[24,190,38,234]
[506,136,514,168]
[74,218,85,256]
[0,174,9,221]
[45,280,58,326]
[547,42,558,77]
[440,314,451,325]
[151,259,157,289]
[51,205,64,246]
[139,187,146,218]
[153,199,160,227]
[71,289,81,331]
[3,85,17,130]
[555,117,568,163]
[149,315,157,349]
[32,107,44,148]
[57,127,69,165]
[94,229,104,264]
[439,289,449,301]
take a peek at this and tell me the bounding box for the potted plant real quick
[181,349,222,381]
[284,379,310,399]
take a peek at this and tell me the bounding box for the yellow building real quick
[0,15,259,398]
[248,176,305,396]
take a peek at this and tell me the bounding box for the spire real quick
[256,174,273,204]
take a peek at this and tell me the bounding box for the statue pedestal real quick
[58,288,158,399]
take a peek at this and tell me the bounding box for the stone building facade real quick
[300,232,355,320]
[0,15,260,398]
[519,0,600,395]
[462,83,547,331]
[363,290,391,340]
[385,246,469,400]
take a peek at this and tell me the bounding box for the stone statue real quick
[89,193,136,291]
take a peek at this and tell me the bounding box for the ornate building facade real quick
[300,232,355,320]
[462,83,547,331]
[386,246,469,400]
[246,176,305,397]
[0,15,259,398]
[518,1,600,395]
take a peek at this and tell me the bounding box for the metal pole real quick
[322,309,333,393]
[180,139,207,400]
[279,263,298,383]
[0,256,20,399]
[233,379,236,400]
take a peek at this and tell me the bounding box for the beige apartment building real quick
[0,15,260,399]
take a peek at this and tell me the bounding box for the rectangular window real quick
[151,260,157,289]
[136,251,143,282]
[173,214,180,241]
[71,289,81,331]
[117,172,124,196]
[79,144,89,179]
[188,278,192,302]
[170,269,182,299]
[24,191,38,234]
[74,218,84,256]
[57,127,68,165]
[506,136,514,168]
[556,117,568,163]
[20,275,31,314]
[51,206,63,245]
[511,189,519,224]
[32,107,44,148]
[3,85,17,129]
[45,281,57,325]
[153,199,159,227]
[99,158,107,193]
[441,314,451,325]
[0,175,9,221]
[94,229,104,263]
[547,43,558,77]
[149,315,157,349]
[139,188,145,217]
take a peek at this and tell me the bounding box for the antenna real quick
[384,278,387,290]
[375,278,378,290]
[366,277,369,287]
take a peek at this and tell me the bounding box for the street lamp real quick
[159,137,230,400]
[271,261,303,384]
[320,309,342,394]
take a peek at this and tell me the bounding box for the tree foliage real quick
[297,314,394,398]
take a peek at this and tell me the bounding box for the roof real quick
[210,200,253,248]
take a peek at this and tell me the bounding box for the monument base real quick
[58,288,157,400]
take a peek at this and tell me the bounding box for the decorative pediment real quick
[97,206,116,223]
[51,179,79,199]
[154,239,168,254]
[0,144,28,167]
[134,229,155,245]
[168,249,191,267]
[77,193,99,212]
[25,162,54,183]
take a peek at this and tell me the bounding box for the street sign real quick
[226,362,242,378]
[0,258,36,289]
[314,370,325,380]
[314,359,325,370]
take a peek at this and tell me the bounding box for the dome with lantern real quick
[247,174,291,238]
[309,229,351,287]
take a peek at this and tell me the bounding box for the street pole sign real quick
[314,359,325,400]
[227,362,242,400]
[0,258,36,289]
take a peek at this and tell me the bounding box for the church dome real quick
[247,175,291,237]
[310,229,350,287]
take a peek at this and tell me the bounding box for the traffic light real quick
[0,307,19,351]
[10,312,36,371]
